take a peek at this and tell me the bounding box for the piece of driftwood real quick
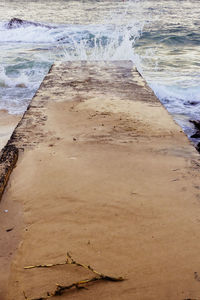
[23,252,125,299]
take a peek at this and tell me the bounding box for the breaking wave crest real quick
[0,14,144,113]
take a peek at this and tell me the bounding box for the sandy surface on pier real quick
[1,62,200,300]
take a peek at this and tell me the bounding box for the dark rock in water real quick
[189,120,200,149]
[196,142,200,153]
[191,131,200,139]
[57,36,66,42]
[7,18,23,29]
[189,120,200,130]
[188,101,200,106]
[16,83,27,88]
[6,18,56,29]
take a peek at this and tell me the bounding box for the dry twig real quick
[23,252,125,299]
[24,261,67,270]
[66,252,124,281]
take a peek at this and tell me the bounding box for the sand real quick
[0,110,22,299]
[1,61,200,300]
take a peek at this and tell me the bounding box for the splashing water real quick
[57,2,145,62]
[59,25,142,62]
[0,0,145,114]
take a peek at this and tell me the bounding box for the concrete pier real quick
[0,61,200,300]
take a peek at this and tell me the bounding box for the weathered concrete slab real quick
[1,61,200,300]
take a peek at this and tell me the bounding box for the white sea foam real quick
[0,23,59,43]
[0,66,29,87]
[150,82,200,118]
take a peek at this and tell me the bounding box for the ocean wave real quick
[0,22,59,43]
[0,62,51,114]
[0,18,143,47]
[150,82,200,119]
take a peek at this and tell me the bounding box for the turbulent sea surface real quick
[0,0,200,146]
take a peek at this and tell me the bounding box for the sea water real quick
[0,0,199,145]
